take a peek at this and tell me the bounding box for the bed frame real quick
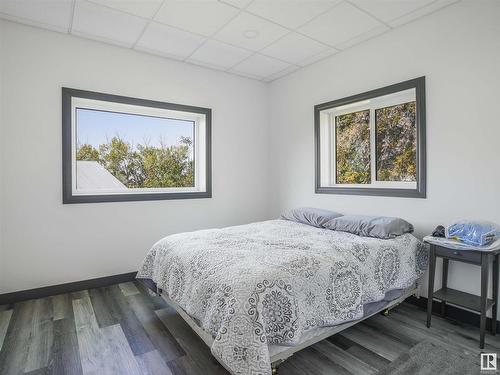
[158,282,420,374]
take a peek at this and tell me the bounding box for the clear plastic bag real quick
[445,220,500,247]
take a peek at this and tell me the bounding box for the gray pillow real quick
[281,207,343,228]
[324,215,414,239]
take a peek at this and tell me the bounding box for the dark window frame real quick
[62,87,212,204]
[314,76,426,198]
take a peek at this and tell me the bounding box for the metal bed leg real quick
[382,287,419,317]
[271,359,285,374]
[383,302,401,316]
[383,283,420,317]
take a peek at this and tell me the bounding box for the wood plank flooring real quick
[0,281,495,375]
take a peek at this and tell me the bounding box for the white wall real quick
[0,21,4,292]
[0,20,270,293]
[268,1,500,299]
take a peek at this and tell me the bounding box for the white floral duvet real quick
[137,220,427,375]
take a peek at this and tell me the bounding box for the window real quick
[315,77,426,198]
[62,88,211,203]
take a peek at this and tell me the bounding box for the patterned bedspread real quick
[137,220,427,375]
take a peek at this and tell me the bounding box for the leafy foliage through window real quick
[376,102,416,182]
[76,109,195,189]
[335,110,370,184]
[332,99,417,186]
[315,77,426,198]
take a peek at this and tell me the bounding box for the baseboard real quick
[406,295,500,332]
[0,271,137,305]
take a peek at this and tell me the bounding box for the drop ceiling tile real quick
[0,0,73,33]
[298,1,383,47]
[214,12,289,51]
[263,64,300,82]
[389,0,460,27]
[186,60,224,72]
[187,40,252,70]
[350,0,435,24]
[335,23,389,50]
[231,53,291,79]
[246,0,340,29]
[261,32,331,65]
[88,0,163,19]
[297,47,338,66]
[219,0,253,8]
[135,22,206,60]
[231,70,265,81]
[154,0,238,36]
[72,1,148,47]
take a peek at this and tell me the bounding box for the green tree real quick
[139,136,194,188]
[334,102,417,185]
[76,144,99,161]
[335,110,371,184]
[76,136,194,189]
[376,102,416,182]
[98,137,145,187]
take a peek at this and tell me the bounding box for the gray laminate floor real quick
[0,281,496,375]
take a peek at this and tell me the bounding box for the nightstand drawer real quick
[435,247,481,264]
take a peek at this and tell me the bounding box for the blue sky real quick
[76,108,194,149]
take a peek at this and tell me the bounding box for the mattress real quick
[137,219,427,375]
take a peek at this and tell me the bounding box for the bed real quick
[137,219,428,375]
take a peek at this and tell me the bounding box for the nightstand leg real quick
[427,245,436,328]
[492,254,499,335]
[441,259,449,317]
[480,253,488,349]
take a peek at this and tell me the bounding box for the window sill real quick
[63,191,212,204]
[315,185,426,198]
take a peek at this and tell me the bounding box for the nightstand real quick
[426,242,500,349]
